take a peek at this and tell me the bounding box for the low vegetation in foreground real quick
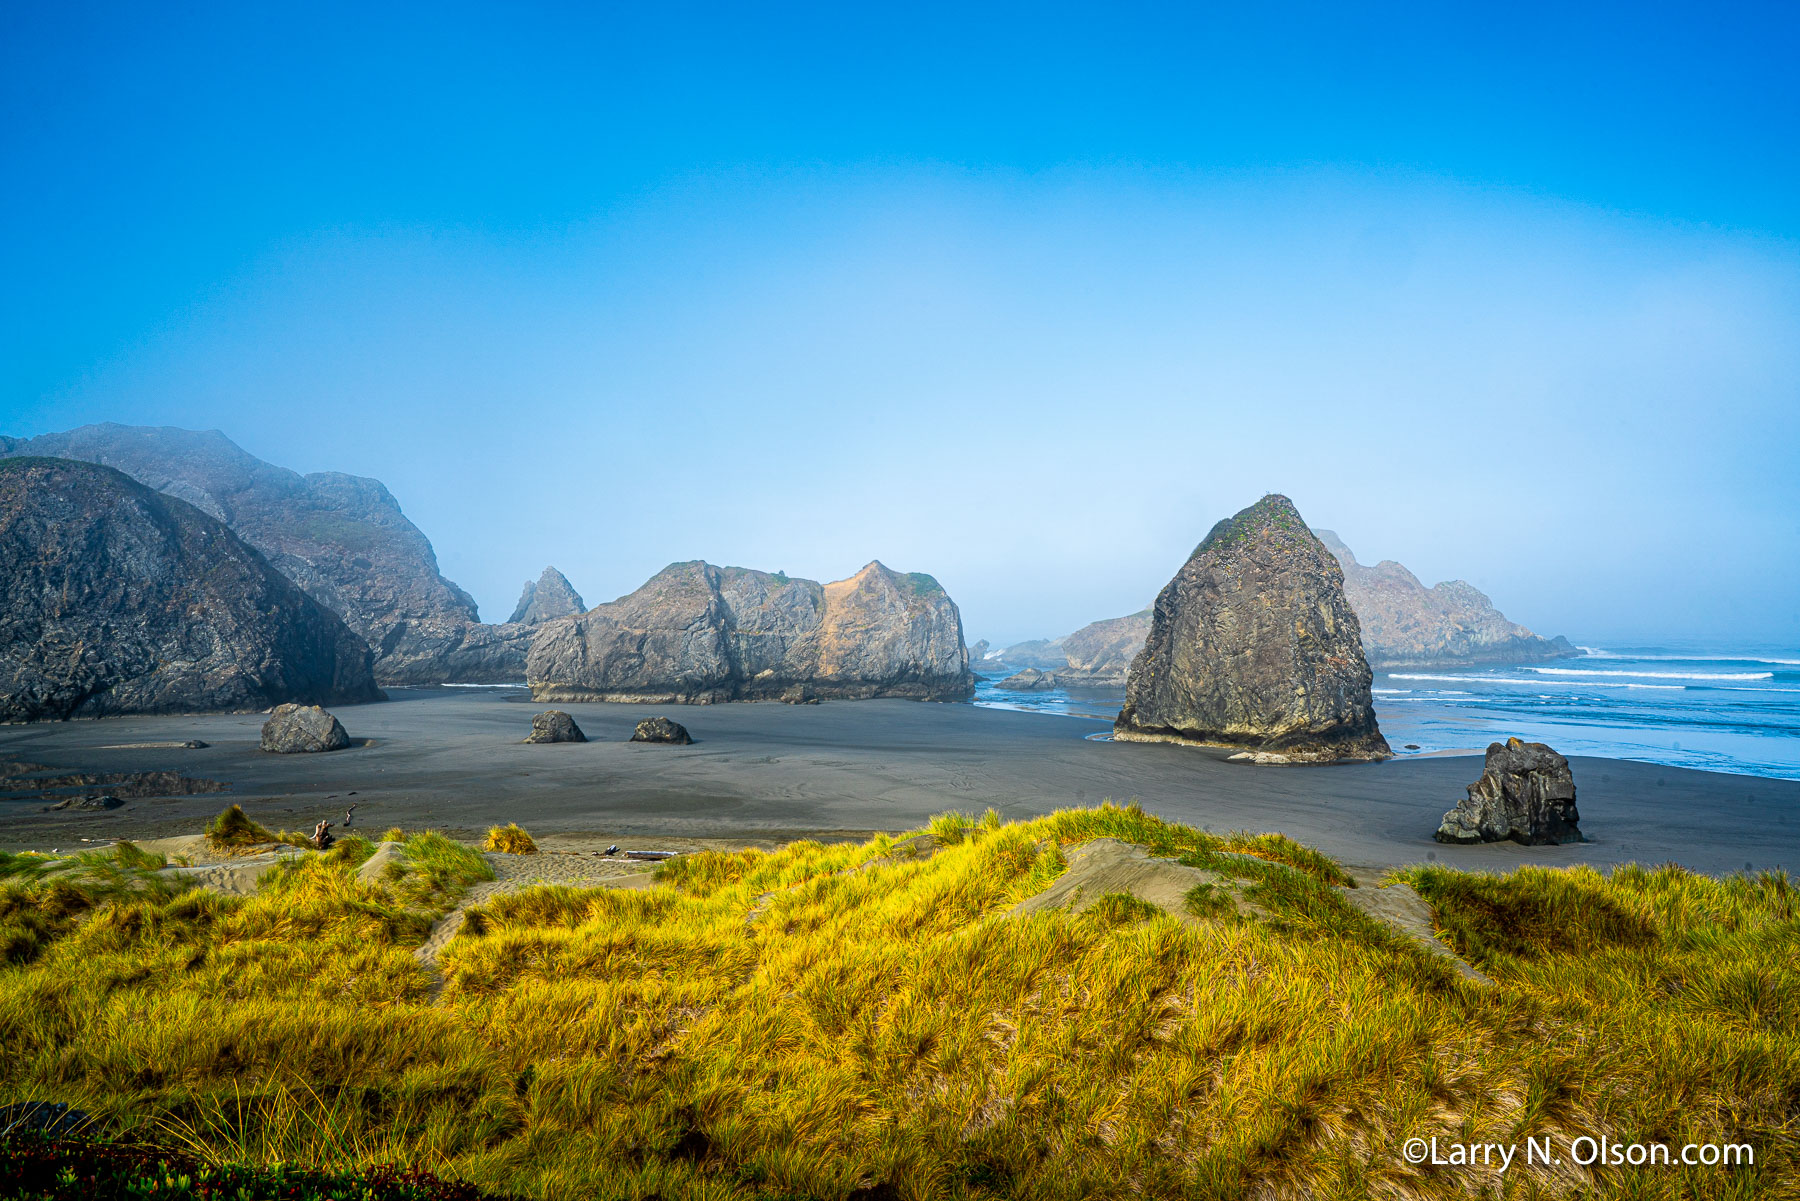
[0,805,1795,1199]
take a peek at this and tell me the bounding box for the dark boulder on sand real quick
[261,703,352,753]
[509,567,586,625]
[528,560,973,704]
[631,716,692,745]
[1114,494,1390,764]
[1435,737,1582,845]
[0,458,381,722]
[525,709,587,743]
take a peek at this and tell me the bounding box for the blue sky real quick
[4,1,1797,644]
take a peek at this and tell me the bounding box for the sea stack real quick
[0,458,382,722]
[527,560,973,703]
[1113,494,1390,763]
[509,567,585,625]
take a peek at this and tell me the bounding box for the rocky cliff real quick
[528,560,973,703]
[0,458,382,721]
[1114,495,1390,762]
[0,424,529,683]
[508,566,585,625]
[1311,530,1576,669]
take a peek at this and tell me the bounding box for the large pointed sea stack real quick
[0,458,382,721]
[528,560,973,703]
[1114,494,1390,763]
[508,566,585,625]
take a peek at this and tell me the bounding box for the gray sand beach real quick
[3,688,1794,878]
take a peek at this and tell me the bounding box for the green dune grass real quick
[0,805,1794,1199]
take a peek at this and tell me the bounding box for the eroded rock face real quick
[528,560,973,703]
[0,424,526,684]
[509,567,585,625]
[260,703,351,753]
[998,668,1059,691]
[525,709,587,743]
[0,459,382,722]
[631,716,692,744]
[1312,530,1576,669]
[1114,495,1390,763]
[1436,737,1582,845]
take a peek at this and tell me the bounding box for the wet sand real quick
[2,688,1795,877]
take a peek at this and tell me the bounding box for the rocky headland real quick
[1113,494,1391,763]
[0,458,382,721]
[508,567,585,625]
[1311,530,1576,669]
[528,560,974,704]
[1056,609,1154,685]
[0,424,530,684]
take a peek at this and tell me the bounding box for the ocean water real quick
[971,643,1800,781]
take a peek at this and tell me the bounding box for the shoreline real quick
[3,689,1795,878]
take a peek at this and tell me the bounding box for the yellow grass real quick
[485,823,539,855]
[0,803,1794,1199]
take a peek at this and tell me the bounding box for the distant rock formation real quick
[1436,738,1582,845]
[528,560,974,703]
[525,709,587,743]
[967,639,992,665]
[1058,610,1154,685]
[1311,530,1576,669]
[0,458,381,722]
[991,530,1572,682]
[990,638,1067,672]
[998,668,1059,691]
[1114,495,1390,763]
[508,567,585,625]
[631,716,692,744]
[0,424,530,684]
[985,613,1151,686]
[261,704,351,753]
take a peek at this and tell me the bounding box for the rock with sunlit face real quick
[527,560,974,704]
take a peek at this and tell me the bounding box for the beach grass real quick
[0,804,1794,1199]
[485,823,539,855]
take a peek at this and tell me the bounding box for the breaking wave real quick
[1529,667,1772,682]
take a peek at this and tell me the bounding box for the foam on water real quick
[1529,667,1773,681]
